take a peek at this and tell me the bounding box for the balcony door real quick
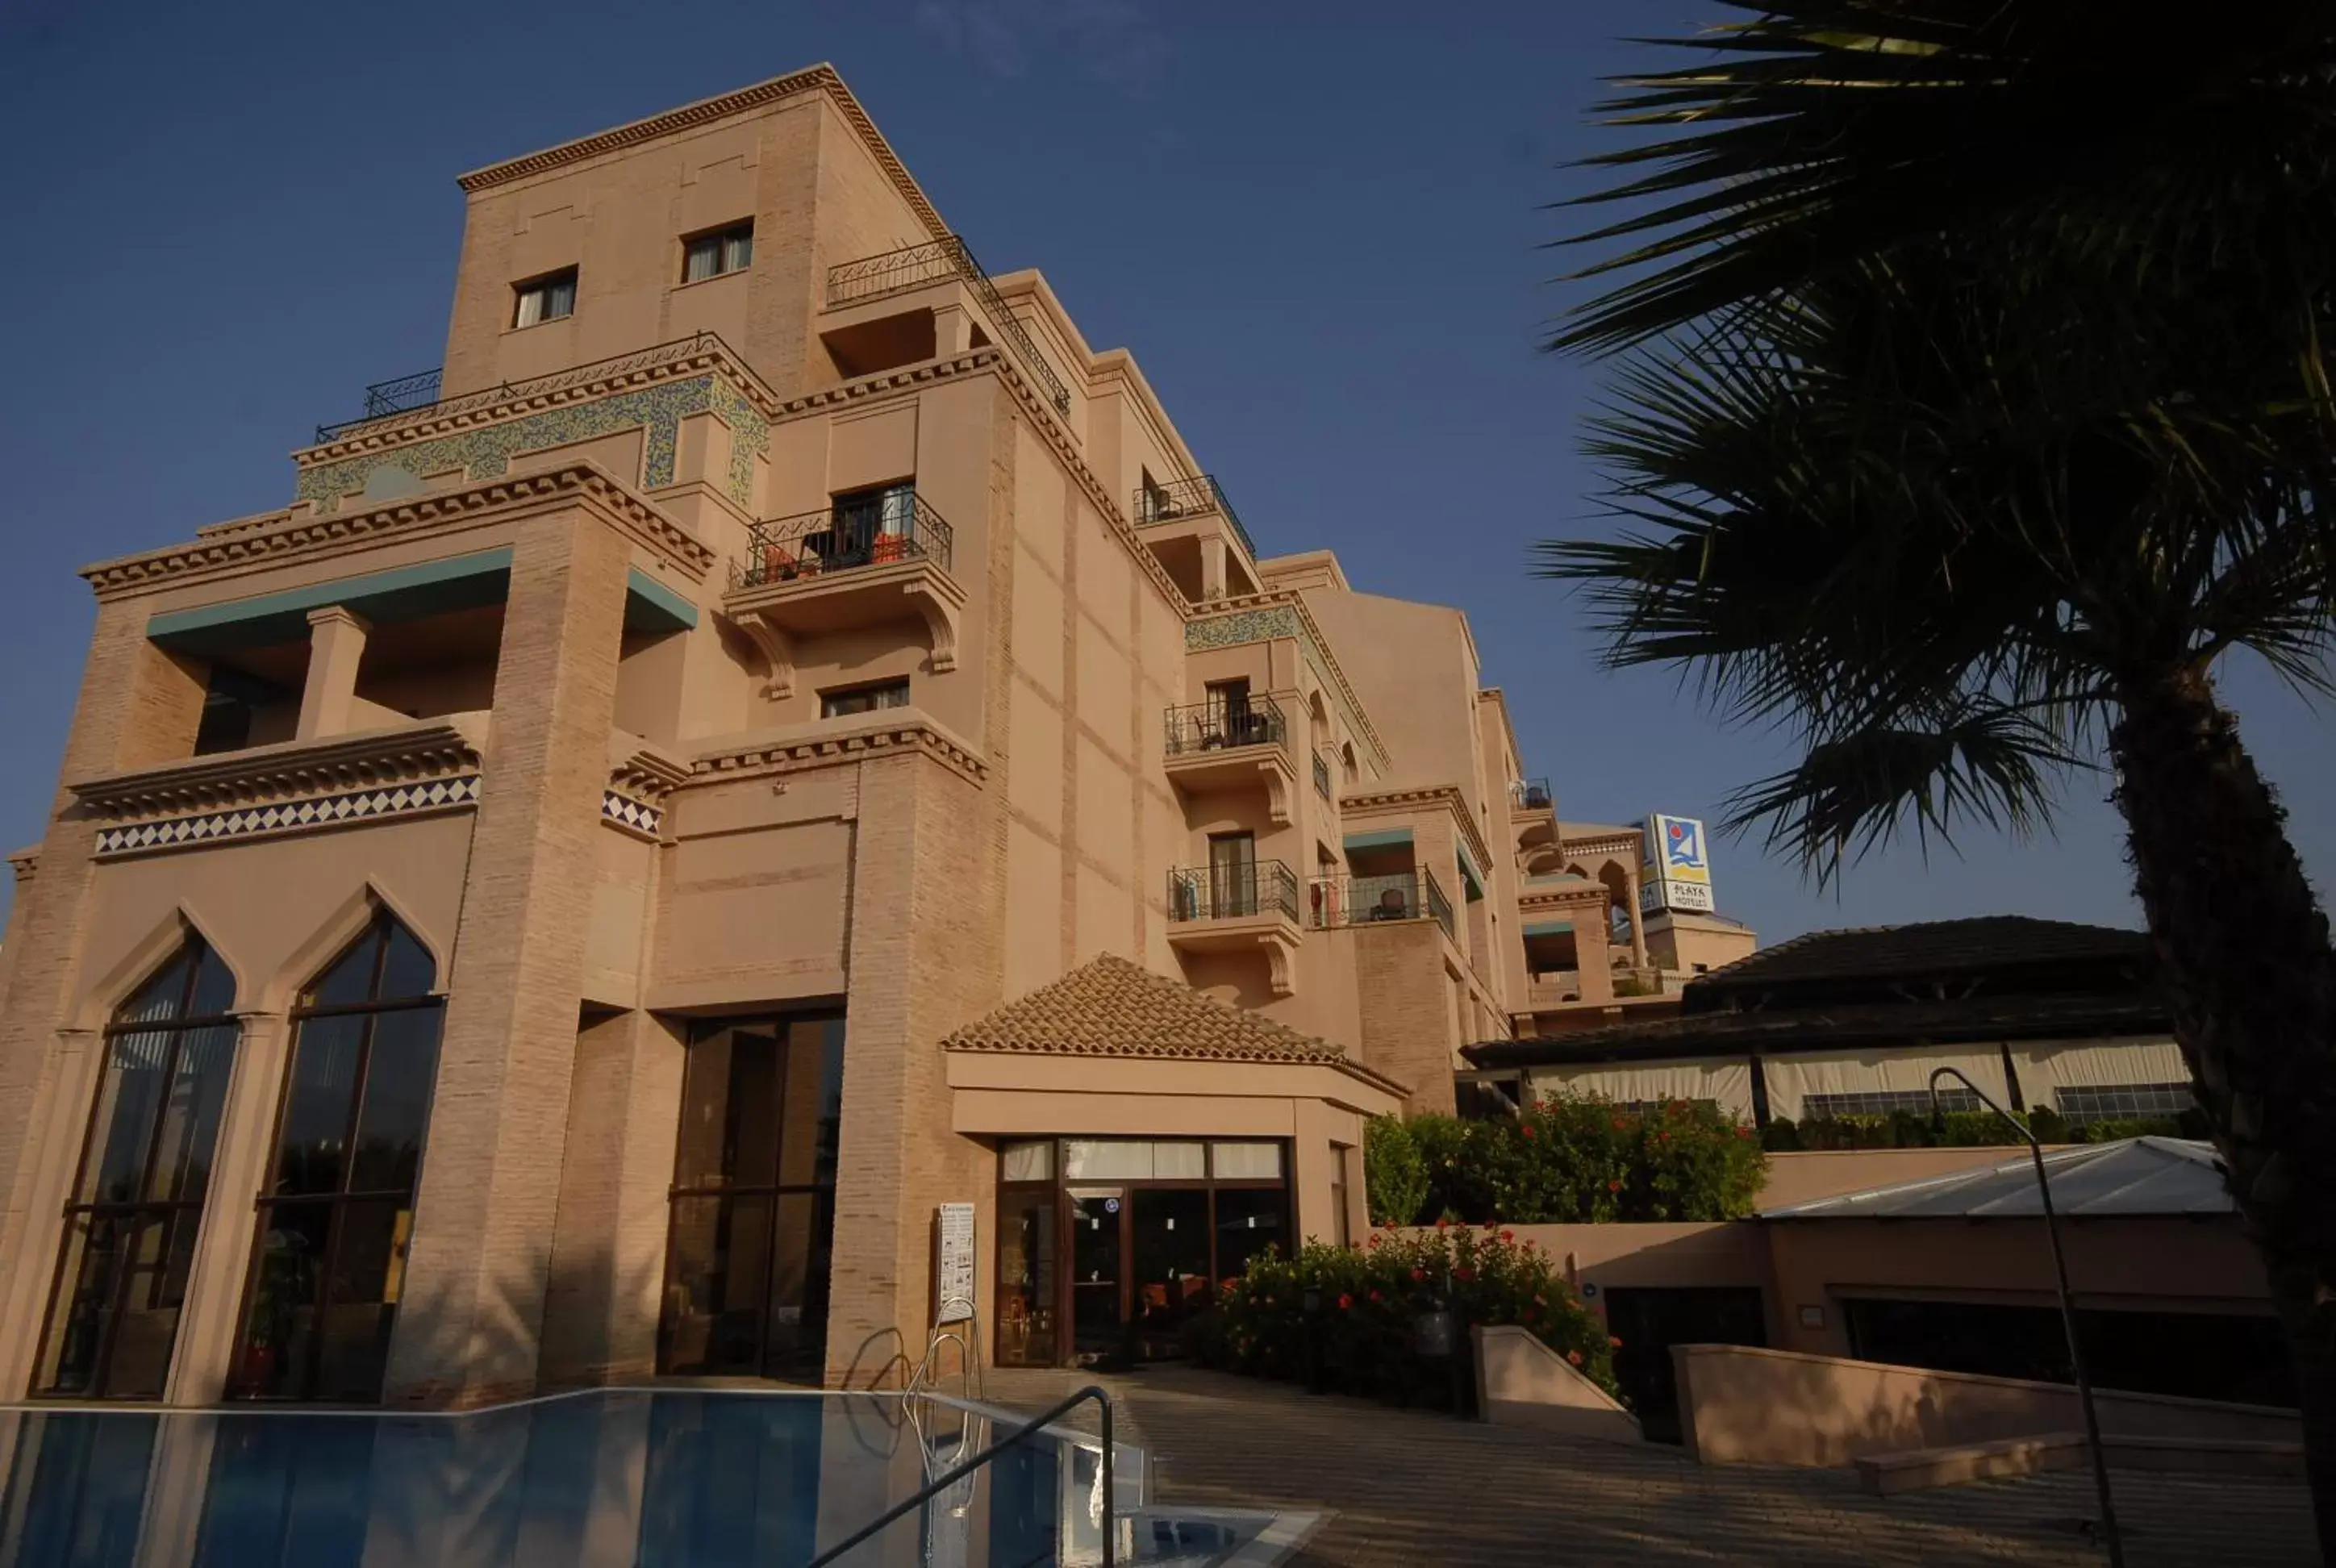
[1208,832,1257,918]
[32,938,239,1399]
[658,1015,845,1381]
[229,914,444,1403]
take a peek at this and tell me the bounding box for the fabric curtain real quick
[2009,1038,2188,1098]
[1528,1057,1756,1122]
[1759,1045,2013,1121]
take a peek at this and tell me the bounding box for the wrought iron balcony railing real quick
[728,494,954,590]
[1132,474,1258,560]
[311,333,740,444]
[1312,751,1333,799]
[824,236,1072,415]
[1308,869,1456,941]
[1163,695,1287,758]
[1167,861,1299,924]
[1516,777,1554,811]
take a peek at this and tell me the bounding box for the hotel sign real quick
[1641,814,1715,914]
[936,1203,976,1324]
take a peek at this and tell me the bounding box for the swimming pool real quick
[0,1389,1312,1566]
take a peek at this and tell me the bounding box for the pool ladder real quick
[905,1295,983,1403]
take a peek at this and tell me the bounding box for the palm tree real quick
[1544,2,2336,1548]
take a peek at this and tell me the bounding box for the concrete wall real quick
[1675,1344,2303,1467]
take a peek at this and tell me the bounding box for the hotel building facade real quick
[0,69,1712,1408]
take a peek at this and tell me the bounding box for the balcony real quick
[720,494,965,699]
[1135,473,1258,555]
[1516,778,1554,811]
[1161,697,1295,826]
[1166,861,1302,995]
[824,236,1071,414]
[315,369,442,442]
[1307,869,1456,942]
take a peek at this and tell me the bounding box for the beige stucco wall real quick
[1675,1343,2301,1467]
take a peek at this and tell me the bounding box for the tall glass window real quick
[33,937,240,1399]
[658,1015,845,1380]
[229,915,443,1402]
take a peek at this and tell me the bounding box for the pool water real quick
[0,1390,1299,1566]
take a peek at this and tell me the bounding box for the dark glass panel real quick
[103,1212,194,1399]
[119,951,192,1025]
[378,923,436,1000]
[759,1191,822,1378]
[725,1032,782,1190]
[79,1030,171,1205]
[32,1214,119,1396]
[311,1199,404,1403]
[232,1201,332,1399]
[348,1007,443,1195]
[146,1023,238,1205]
[1212,1187,1287,1290]
[269,1015,366,1198]
[188,944,237,1016]
[659,1194,773,1375]
[1131,1188,1211,1350]
[303,930,380,1011]
[996,1189,1057,1367]
[774,1028,826,1188]
[1069,1192,1123,1356]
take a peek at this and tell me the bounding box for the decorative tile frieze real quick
[83,468,711,599]
[93,775,481,858]
[601,791,664,839]
[1187,594,1390,772]
[294,375,770,515]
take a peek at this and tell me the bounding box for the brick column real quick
[538,1007,686,1389]
[294,606,370,740]
[381,512,630,1408]
[823,755,1003,1385]
[0,606,206,1395]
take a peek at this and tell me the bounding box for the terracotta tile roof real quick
[944,955,1409,1093]
[1695,915,2146,994]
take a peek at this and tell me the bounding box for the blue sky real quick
[2,0,2330,942]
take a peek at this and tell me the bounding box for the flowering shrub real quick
[1362,1115,1429,1228]
[1386,1092,1766,1224]
[1187,1225,1618,1412]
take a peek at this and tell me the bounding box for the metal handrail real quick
[1167,861,1300,924]
[1133,473,1258,560]
[805,1385,1118,1568]
[730,495,955,588]
[824,236,1072,415]
[907,1296,983,1403]
[311,331,742,444]
[1308,869,1457,940]
[1162,694,1287,757]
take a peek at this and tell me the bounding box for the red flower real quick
[1366,1234,1381,1249]
[1609,1336,1624,1349]
[1436,1218,1449,1231]
[1500,1229,1516,1244]
[1520,1123,1537,1140]
[1610,1116,1628,1131]
[1455,1266,1475,1282]
[1737,1127,1756,1140]
[1656,1131,1670,1143]
[1566,1349,1584,1366]
[1369,1288,1383,1303]
[1607,1180,1623,1193]
[1337,1294,1354,1311]
[1409,1268,1426,1282]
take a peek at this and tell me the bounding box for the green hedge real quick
[1186,1227,1619,1412]
[1364,1092,1766,1226]
[1758,1107,2203,1151]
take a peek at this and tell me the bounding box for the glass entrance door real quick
[1067,1190,1124,1359]
[1129,1189,1209,1353]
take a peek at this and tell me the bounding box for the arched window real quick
[34,935,238,1399]
[231,913,442,1403]
[1338,740,1358,786]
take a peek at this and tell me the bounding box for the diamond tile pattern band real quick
[602,791,663,837]
[93,775,482,857]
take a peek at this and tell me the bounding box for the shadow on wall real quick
[1671,1344,2305,1468]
